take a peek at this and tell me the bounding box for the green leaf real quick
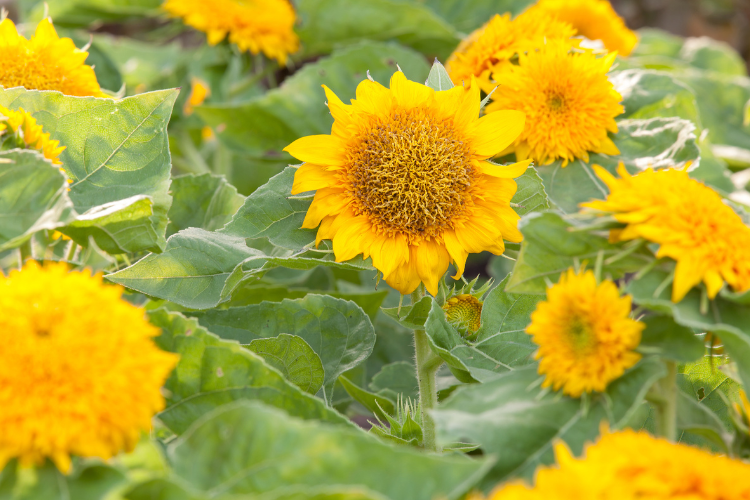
[425,59,454,91]
[0,88,178,251]
[148,308,350,434]
[338,375,396,420]
[245,334,325,395]
[123,478,204,500]
[197,42,430,156]
[678,37,747,77]
[507,212,651,294]
[627,268,750,391]
[612,69,701,126]
[369,362,418,400]
[432,360,666,484]
[676,389,729,451]
[167,174,245,237]
[511,166,550,216]
[0,460,126,500]
[0,150,74,251]
[638,315,705,363]
[679,357,739,436]
[382,296,433,330]
[631,28,684,58]
[26,0,160,28]
[295,0,459,58]
[189,295,376,404]
[536,118,699,214]
[420,0,535,32]
[60,195,160,254]
[167,401,493,499]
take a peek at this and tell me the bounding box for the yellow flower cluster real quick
[0,18,108,97]
[0,261,178,473]
[487,429,750,499]
[163,0,299,65]
[0,105,65,165]
[584,164,750,302]
[526,268,643,397]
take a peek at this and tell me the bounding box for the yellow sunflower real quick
[0,105,65,165]
[284,71,529,296]
[486,429,750,499]
[526,268,643,397]
[486,41,623,166]
[528,0,638,56]
[163,0,299,65]
[446,10,577,91]
[0,18,108,98]
[184,77,210,116]
[0,261,178,473]
[583,164,750,302]
[443,294,483,336]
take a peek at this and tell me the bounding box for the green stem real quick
[65,241,78,262]
[414,328,442,452]
[653,360,678,442]
[18,240,32,266]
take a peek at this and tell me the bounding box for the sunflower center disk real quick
[566,315,597,354]
[347,108,475,242]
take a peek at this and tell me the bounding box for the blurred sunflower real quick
[583,164,750,302]
[446,10,576,91]
[163,0,299,65]
[0,261,178,473]
[0,105,65,165]
[486,41,623,166]
[284,71,529,295]
[528,0,638,56]
[0,18,108,97]
[526,268,643,397]
[486,429,750,499]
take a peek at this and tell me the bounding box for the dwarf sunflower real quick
[163,0,299,65]
[529,0,638,56]
[0,105,65,165]
[0,18,108,97]
[486,41,623,166]
[285,71,528,296]
[583,164,750,302]
[526,268,643,397]
[0,261,178,473]
[486,429,750,499]
[446,11,576,91]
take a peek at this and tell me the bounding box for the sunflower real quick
[526,268,643,397]
[184,77,210,116]
[0,18,108,98]
[486,429,750,499]
[444,294,483,337]
[445,10,577,91]
[163,0,299,65]
[284,71,529,296]
[0,105,65,165]
[0,261,178,473]
[528,0,638,56]
[486,41,623,166]
[583,164,750,302]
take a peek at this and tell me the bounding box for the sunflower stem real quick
[19,240,32,266]
[414,328,442,453]
[653,360,678,442]
[65,241,78,262]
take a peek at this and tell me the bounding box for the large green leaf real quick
[369,361,419,401]
[0,88,178,252]
[246,334,325,395]
[167,401,492,500]
[25,0,160,27]
[638,315,705,363]
[295,0,458,58]
[0,150,74,251]
[149,308,350,435]
[167,174,245,237]
[189,295,376,404]
[612,69,701,126]
[506,212,651,295]
[432,360,665,484]
[536,118,699,213]
[197,42,430,157]
[0,460,125,500]
[631,28,684,58]
[420,0,535,33]
[512,167,550,216]
[678,37,747,77]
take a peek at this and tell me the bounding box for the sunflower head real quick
[0,105,65,165]
[0,261,178,473]
[443,294,483,338]
[284,71,530,296]
[526,268,643,397]
[0,17,108,97]
[529,0,638,56]
[163,0,299,65]
[583,163,750,302]
[487,41,623,166]
[446,10,577,91]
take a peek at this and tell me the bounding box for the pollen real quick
[347,109,475,242]
[443,294,483,336]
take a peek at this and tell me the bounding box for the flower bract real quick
[528,0,638,56]
[284,71,529,295]
[487,429,750,499]
[163,0,299,65]
[0,18,108,97]
[486,41,623,166]
[0,105,65,165]
[583,164,750,302]
[0,261,178,473]
[526,268,643,397]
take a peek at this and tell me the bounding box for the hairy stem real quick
[414,328,442,452]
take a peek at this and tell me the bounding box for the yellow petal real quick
[704,270,725,299]
[471,110,526,159]
[302,188,348,228]
[385,250,422,295]
[284,135,346,166]
[390,71,434,109]
[372,233,409,279]
[672,259,702,303]
[333,216,372,262]
[415,240,450,296]
[595,136,621,156]
[479,159,532,178]
[291,163,336,194]
[442,230,469,280]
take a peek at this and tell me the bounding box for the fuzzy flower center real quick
[565,315,597,354]
[443,294,483,335]
[347,108,475,241]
